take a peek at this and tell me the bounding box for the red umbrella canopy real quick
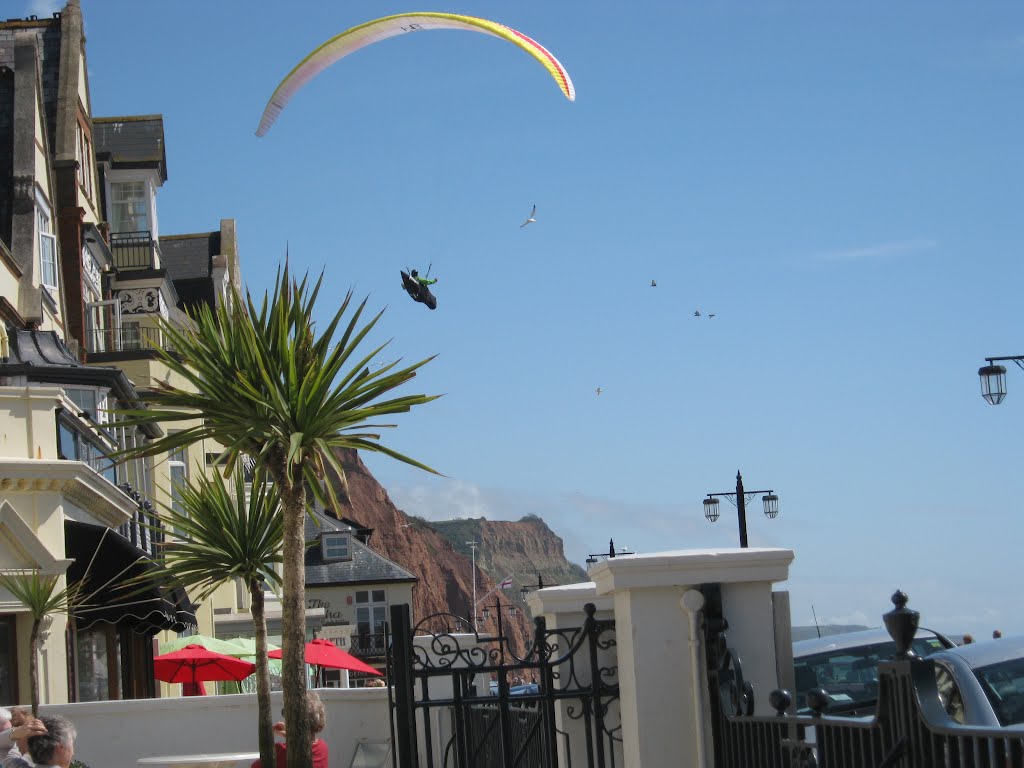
[154,644,257,684]
[269,638,382,675]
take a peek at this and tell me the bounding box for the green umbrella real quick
[159,634,245,656]
[224,636,280,657]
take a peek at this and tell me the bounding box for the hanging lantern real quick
[979,364,1008,405]
[703,497,720,522]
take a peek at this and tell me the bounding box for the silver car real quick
[930,636,1024,727]
[793,627,954,715]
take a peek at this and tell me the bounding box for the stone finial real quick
[882,589,919,658]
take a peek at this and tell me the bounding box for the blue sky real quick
[44,1,1024,636]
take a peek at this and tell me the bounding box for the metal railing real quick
[707,590,1024,768]
[350,632,387,658]
[86,325,171,354]
[110,231,160,271]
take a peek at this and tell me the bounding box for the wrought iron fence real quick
[706,589,1024,768]
[111,231,160,271]
[389,601,620,768]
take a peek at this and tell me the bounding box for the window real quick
[110,181,149,234]
[75,121,94,199]
[37,202,58,289]
[321,532,350,561]
[122,321,141,351]
[64,387,109,424]
[168,444,189,530]
[356,589,387,643]
[57,412,116,484]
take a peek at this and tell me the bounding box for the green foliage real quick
[518,514,543,523]
[111,263,441,506]
[129,470,284,601]
[0,571,82,621]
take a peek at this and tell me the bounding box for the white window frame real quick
[168,443,189,532]
[36,197,58,289]
[321,532,351,561]
[109,179,150,235]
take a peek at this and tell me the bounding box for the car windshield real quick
[974,657,1024,726]
[794,636,947,713]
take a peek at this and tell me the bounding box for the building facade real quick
[0,1,242,706]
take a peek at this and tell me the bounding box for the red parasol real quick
[154,644,256,684]
[269,638,382,676]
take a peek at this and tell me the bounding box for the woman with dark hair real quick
[252,692,328,768]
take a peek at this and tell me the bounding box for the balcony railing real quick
[111,231,160,271]
[117,491,166,560]
[86,325,173,355]
[349,633,387,659]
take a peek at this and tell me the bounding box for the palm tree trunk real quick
[29,620,39,717]
[277,474,312,768]
[250,581,275,768]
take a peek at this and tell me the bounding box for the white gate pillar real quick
[591,547,793,768]
[528,583,617,768]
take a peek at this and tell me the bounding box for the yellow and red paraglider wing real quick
[256,12,575,137]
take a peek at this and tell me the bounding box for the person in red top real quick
[252,691,329,768]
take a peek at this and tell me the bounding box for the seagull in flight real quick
[520,205,537,228]
[708,313,716,319]
[595,387,602,396]
[650,279,657,287]
[694,310,701,317]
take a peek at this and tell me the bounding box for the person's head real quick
[8,707,28,728]
[962,633,974,645]
[994,629,1003,639]
[28,715,75,768]
[305,691,326,735]
[411,269,418,277]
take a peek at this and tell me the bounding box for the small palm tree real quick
[0,571,82,716]
[133,470,284,768]
[114,264,439,768]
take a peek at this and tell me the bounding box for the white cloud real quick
[25,0,63,18]
[813,239,937,263]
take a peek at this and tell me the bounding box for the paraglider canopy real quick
[256,12,575,136]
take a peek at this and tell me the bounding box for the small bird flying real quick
[595,387,602,396]
[708,313,716,319]
[694,310,701,317]
[650,279,657,287]
[520,205,537,228]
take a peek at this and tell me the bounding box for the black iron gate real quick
[387,602,619,768]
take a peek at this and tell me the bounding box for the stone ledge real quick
[590,547,794,595]
[0,458,134,527]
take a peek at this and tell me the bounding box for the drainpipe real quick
[681,589,707,768]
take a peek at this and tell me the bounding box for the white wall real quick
[39,688,390,768]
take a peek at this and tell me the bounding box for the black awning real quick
[64,521,197,635]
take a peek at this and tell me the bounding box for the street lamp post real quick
[703,470,779,548]
[466,540,479,631]
[978,356,1024,405]
[585,538,634,567]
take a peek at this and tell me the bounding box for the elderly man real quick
[26,716,74,768]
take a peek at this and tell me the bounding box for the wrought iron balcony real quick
[86,325,173,355]
[111,231,161,271]
[349,633,387,659]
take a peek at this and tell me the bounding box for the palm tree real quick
[0,571,82,716]
[114,265,439,768]
[135,469,284,768]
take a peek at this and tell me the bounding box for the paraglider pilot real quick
[411,269,437,287]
